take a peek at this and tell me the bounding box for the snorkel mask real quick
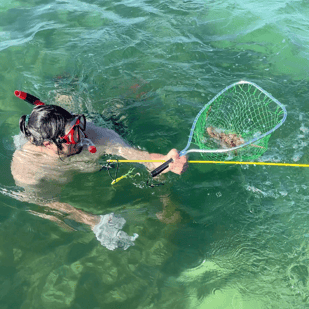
[14,90,97,154]
[60,114,97,153]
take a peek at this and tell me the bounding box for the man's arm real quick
[85,122,188,175]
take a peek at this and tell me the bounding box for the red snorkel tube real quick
[14,90,97,154]
[14,90,45,106]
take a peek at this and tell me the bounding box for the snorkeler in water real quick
[10,92,187,249]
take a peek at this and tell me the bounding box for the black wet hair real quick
[19,105,73,151]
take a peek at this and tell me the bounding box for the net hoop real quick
[179,80,287,157]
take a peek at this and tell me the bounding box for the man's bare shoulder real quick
[85,122,131,154]
[11,148,40,186]
[11,142,60,186]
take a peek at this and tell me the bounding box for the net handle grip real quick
[151,158,173,177]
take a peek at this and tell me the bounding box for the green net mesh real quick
[193,82,286,161]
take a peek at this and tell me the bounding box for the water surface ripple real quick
[1,0,309,308]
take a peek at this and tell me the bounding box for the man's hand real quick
[164,148,188,175]
[150,148,188,175]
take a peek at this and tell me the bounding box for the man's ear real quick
[43,141,52,148]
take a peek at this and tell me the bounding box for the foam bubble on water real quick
[292,152,303,162]
[246,185,267,197]
[13,133,28,150]
[216,192,222,198]
[241,164,249,169]
[93,213,138,251]
[300,126,309,133]
[279,191,288,197]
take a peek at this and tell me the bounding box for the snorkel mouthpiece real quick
[78,137,97,153]
[88,145,97,153]
[14,90,45,106]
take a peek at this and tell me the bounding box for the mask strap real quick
[25,114,30,126]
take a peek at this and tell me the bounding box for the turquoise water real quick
[1,0,309,308]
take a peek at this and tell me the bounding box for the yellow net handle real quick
[106,160,309,167]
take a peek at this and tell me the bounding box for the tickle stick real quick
[107,159,309,168]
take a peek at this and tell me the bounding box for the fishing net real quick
[192,81,287,161]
